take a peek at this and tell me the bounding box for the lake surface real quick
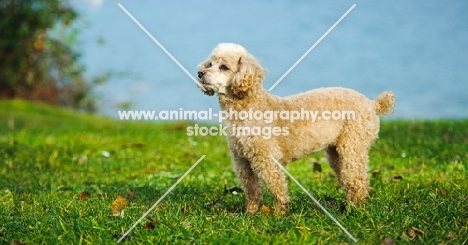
[72,0,468,119]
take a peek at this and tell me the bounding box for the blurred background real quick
[2,0,467,119]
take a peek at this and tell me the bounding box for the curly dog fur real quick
[197,43,395,214]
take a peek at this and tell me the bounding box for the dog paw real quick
[273,203,288,215]
[245,203,261,215]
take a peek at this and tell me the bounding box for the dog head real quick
[197,43,265,98]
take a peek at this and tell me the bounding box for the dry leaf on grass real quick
[112,195,129,217]
[381,237,394,245]
[144,217,158,230]
[437,187,447,196]
[408,227,425,239]
[261,205,272,214]
[78,191,90,201]
[144,221,155,230]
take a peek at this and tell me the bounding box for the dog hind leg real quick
[334,137,372,205]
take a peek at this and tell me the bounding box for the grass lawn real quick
[0,100,467,244]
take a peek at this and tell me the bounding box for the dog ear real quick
[230,56,265,98]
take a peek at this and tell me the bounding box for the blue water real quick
[72,0,468,119]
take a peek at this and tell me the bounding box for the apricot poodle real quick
[197,43,395,214]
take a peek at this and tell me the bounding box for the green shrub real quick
[0,0,98,111]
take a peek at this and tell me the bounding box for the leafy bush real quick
[0,0,99,111]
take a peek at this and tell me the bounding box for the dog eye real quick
[206,62,212,68]
[219,65,229,70]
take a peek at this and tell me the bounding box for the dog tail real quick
[374,91,395,115]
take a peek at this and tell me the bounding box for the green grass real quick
[0,100,467,244]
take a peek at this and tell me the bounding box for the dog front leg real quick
[251,155,290,213]
[232,156,263,214]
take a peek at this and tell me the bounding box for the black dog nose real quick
[198,71,205,79]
